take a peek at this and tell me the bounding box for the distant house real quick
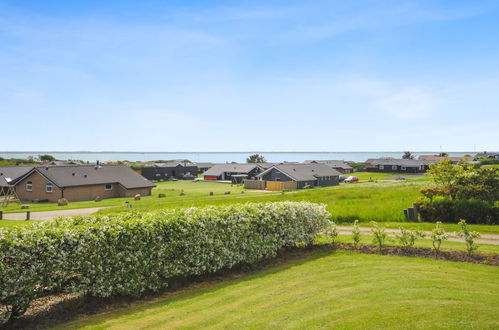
[0,166,34,195]
[475,152,499,159]
[192,162,215,173]
[257,163,341,189]
[365,158,434,173]
[304,160,353,173]
[418,155,473,163]
[14,165,155,202]
[203,164,264,182]
[134,162,198,181]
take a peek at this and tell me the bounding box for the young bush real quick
[324,221,338,245]
[370,221,387,252]
[457,219,480,255]
[396,228,425,248]
[0,202,330,323]
[431,221,448,254]
[352,220,361,247]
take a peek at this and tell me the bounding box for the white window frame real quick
[401,166,406,171]
[105,184,113,191]
[26,181,33,192]
[379,165,384,170]
[392,165,397,170]
[46,182,53,193]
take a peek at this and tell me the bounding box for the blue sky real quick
[1,0,498,152]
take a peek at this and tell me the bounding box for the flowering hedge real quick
[0,202,329,322]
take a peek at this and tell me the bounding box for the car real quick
[182,173,196,180]
[339,175,347,182]
[344,176,359,183]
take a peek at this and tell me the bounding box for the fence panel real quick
[243,180,266,190]
[266,181,297,191]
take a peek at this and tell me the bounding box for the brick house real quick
[14,165,155,202]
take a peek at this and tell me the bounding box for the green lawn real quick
[58,249,499,329]
[97,180,427,223]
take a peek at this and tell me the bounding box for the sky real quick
[1,0,498,152]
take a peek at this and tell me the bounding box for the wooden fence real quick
[243,180,266,190]
[266,181,297,191]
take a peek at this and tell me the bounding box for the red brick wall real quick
[15,171,62,202]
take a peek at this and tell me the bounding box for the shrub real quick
[352,220,361,247]
[396,228,425,248]
[370,221,387,251]
[457,219,480,255]
[431,221,448,254]
[325,221,338,244]
[0,202,329,323]
[419,197,498,224]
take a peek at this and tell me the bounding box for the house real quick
[418,155,473,163]
[0,166,34,196]
[203,163,264,183]
[365,158,434,173]
[134,162,198,181]
[13,165,155,202]
[257,163,341,189]
[475,152,499,159]
[192,162,215,173]
[304,160,353,173]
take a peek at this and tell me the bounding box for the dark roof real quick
[192,162,214,168]
[0,166,34,186]
[304,160,353,170]
[366,158,434,167]
[22,165,155,189]
[258,163,341,182]
[203,163,262,176]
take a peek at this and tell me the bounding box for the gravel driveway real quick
[3,207,112,220]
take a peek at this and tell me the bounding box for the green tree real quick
[402,151,414,159]
[438,152,448,157]
[246,154,266,163]
[39,154,56,162]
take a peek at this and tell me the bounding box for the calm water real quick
[0,151,475,163]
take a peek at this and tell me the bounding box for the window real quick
[379,165,384,170]
[392,165,397,170]
[46,182,53,193]
[105,184,113,190]
[401,166,406,171]
[26,181,33,192]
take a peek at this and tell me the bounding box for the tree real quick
[402,151,414,159]
[39,154,56,162]
[438,152,448,157]
[246,154,266,163]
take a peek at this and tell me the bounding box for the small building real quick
[475,152,499,159]
[257,163,341,189]
[14,165,155,202]
[365,158,434,173]
[192,162,215,173]
[203,164,264,182]
[304,160,353,173]
[134,162,198,181]
[0,166,34,196]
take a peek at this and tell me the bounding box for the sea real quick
[0,151,476,163]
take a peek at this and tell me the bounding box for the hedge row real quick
[419,197,499,224]
[0,202,330,322]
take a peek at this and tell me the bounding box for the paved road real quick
[3,207,112,220]
[337,226,499,246]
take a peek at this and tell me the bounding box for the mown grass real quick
[57,249,499,329]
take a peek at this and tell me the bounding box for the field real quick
[58,249,499,329]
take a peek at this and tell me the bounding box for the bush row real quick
[0,202,330,322]
[419,197,499,224]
